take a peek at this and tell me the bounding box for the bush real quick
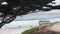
[21,26,39,34]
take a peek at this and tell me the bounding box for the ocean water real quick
[1,20,39,29]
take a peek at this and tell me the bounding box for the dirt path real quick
[32,24,60,34]
[32,31,60,34]
[50,24,60,32]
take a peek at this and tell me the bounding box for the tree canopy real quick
[0,0,60,28]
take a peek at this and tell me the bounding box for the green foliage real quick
[21,26,39,34]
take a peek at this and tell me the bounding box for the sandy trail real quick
[50,24,60,32]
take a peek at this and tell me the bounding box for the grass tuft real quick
[21,26,39,34]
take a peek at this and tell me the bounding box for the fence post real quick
[39,20,50,31]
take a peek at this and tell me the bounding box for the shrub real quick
[21,26,39,34]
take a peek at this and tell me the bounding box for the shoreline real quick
[0,27,33,34]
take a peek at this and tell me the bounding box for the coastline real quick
[0,27,33,34]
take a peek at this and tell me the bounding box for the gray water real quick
[1,20,39,29]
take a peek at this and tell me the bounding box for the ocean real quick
[1,20,39,29]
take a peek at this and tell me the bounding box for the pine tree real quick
[0,0,60,28]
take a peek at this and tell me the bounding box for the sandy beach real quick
[0,21,39,34]
[0,21,60,34]
[0,27,33,34]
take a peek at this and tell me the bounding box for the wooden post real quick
[39,21,42,31]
